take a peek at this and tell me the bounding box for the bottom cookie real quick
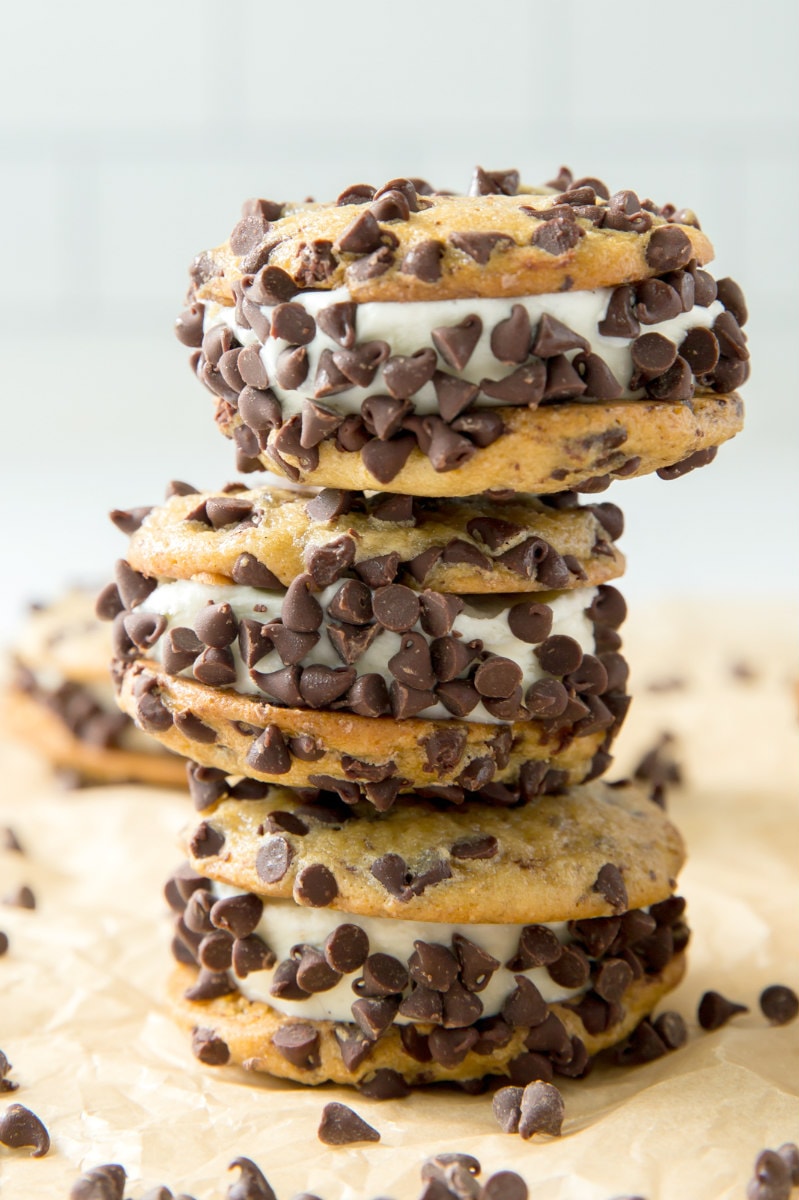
[169,954,686,1089]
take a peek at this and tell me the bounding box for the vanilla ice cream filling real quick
[140,581,597,723]
[203,286,724,419]
[210,883,585,1021]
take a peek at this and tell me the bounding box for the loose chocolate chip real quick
[778,1145,799,1187]
[482,1173,528,1200]
[0,1103,50,1156]
[502,975,548,1027]
[70,1163,128,1200]
[508,601,553,643]
[747,1149,793,1200]
[593,863,628,912]
[598,286,640,339]
[256,837,294,884]
[193,646,237,687]
[698,990,749,1030]
[531,217,583,255]
[191,1026,230,1066]
[517,1080,564,1139]
[401,239,444,282]
[318,1101,380,1146]
[480,361,546,406]
[227,1156,276,1200]
[294,863,337,907]
[491,305,531,364]
[361,435,416,484]
[272,1024,320,1070]
[646,225,693,272]
[652,1010,688,1049]
[432,314,483,370]
[760,984,799,1026]
[324,924,369,974]
[449,230,513,262]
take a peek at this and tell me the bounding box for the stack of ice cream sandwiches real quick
[98,165,747,1091]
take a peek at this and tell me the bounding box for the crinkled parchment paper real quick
[1,602,797,1199]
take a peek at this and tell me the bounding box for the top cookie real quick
[185,167,713,307]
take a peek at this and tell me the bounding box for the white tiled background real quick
[1,0,797,634]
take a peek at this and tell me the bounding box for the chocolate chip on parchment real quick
[698,990,749,1030]
[69,1162,128,1199]
[652,1010,688,1049]
[482,1173,528,1200]
[760,985,798,1026]
[432,314,483,370]
[0,1103,50,1156]
[294,863,338,907]
[777,1144,799,1187]
[227,1156,277,1200]
[517,1080,565,1139]
[746,1149,793,1200]
[449,229,514,262]
[318,1101,380,1146]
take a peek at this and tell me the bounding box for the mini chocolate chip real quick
[490,305,531,364]
[508,601,553,643]
[351,997,400,1041]
[480,361,546,406]
[517,1080,565,1139]
[431,314,483,371]
[300,401,342,449]
[652,1010,687,1049]
[401,239,444,282]
[523,1012,572,1058]
[646,225,693,272]
[272,1023,320,1070]
[318,1101,380,1145]
[535,634,583,675]
[449,230,514,262]
[593,863,628,912]
[361,435,416,484]
[256,837,294,884]
[307,535,356,587]
[0,1103,50,1156]
[760,984,799,1026]
[451,934,500,993]
[614,1018,668,1066]
[698,990,749,1030]
[324,924,369,974]
[531,217,583,255]
[294,863,338,907]
[191,1027,230,1066]
[269,958,308,1000]
[598,286,640,338]
[502,975,548,1027]
[532,313,589,358]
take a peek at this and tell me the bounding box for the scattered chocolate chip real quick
[698,990,749,1030]
[482,1172,528,1200]
[760,985,798,1026]
[318,1101,380,1146]
[294,863,337,907]
[0,1103,50,1156]
[69,1162,128,1199]
[227,1156,276,1200]
[516,1080,564,1139]
[652,1010,688,1049]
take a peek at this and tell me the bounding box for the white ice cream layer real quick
[203,286,724,418]
[140,582,597,723]
[211,883,584,1022]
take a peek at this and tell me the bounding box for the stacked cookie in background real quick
[6,589,186,788]
[98,166,747,1091]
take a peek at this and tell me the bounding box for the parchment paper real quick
[1,602,797,1199]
